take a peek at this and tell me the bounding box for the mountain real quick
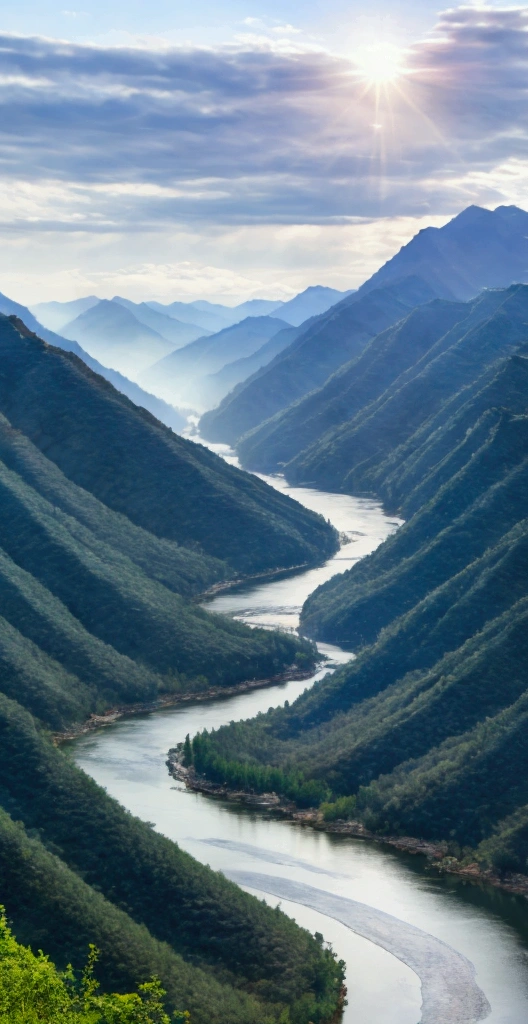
[246,283,528,480]
[200,276,437,447]
[112,296,206,346]
[30,296,100,332]
[0,289,68,336]
[201,324,303,409]
[286,284,528,492]
[192,336,528,874]
[0,315,337,576]
[147,299,233,334]
[277,285,354,326]
[142,315,291,409]
[236,299,468,474]
[225,297,284,319]
[61,299,179,378]
[200,205,528,452]
[358,204,528,301]
[0,290,186,432]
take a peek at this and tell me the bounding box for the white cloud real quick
[0,6,526,300]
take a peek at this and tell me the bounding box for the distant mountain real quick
[142,315,291,409]
[112,296,206,346]
[287,284,528,493]
[277,285,354,326]
[0,290,65,335]
[30,296,100,332]
[200,276,437,447]
[61,299,178,378]
[358,204,528,301]
[0,291,186,432]
[229,297,284,319]
[147,299,234,334]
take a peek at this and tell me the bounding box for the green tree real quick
[0,910,190,1024]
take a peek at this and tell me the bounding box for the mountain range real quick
[142,315,293,409]
[61,299,195,379]
[200,276,437,445]
[200,204,528,450]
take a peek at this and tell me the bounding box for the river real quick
[71,442,528,1024]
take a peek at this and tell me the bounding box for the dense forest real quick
[0,313,344,1024]
[192,283,528,874]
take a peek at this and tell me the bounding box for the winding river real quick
[71,443,528,1024]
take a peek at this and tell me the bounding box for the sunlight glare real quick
[353,41,405,86]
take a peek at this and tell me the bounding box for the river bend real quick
[72,448,528,1024]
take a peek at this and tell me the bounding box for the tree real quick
[0,910,190,1024]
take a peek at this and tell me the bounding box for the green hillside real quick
[0,315,337,575]
[285,284,528,491]
[0,696,343,1023]
[0,313,343,1023]
[192,309,528,873]
[234,299,468,475]
[200,277,437,447]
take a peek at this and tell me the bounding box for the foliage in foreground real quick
[0,912,189,1023]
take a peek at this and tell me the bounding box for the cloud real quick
[0,7,526,243]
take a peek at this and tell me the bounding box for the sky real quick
[0,1,527,304]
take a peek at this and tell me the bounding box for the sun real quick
[353,41,405,86]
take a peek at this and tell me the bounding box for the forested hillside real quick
[200,277,436,445]
[0,316,336,575]
[192,289,528,874]
[0,312,344,1024]
[286,285,528,491]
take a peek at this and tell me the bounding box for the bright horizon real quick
[0,2,527,304]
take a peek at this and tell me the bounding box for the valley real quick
[2,201,528,1024]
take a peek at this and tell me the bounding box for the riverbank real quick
[168,753,528,901]
[197,560,313,601]
[54,664,317,743]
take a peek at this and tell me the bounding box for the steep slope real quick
[0,406,320,730]
[237,299,468,474]
[142,315,291,409]
[287,284,528,491]
[30,296,100,332]
[62,299,178,378]
[113,296,206,346]
[0,315,337,576]
[201,277,437,446]
[358,204,528,301]
[0,697,343,1024]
